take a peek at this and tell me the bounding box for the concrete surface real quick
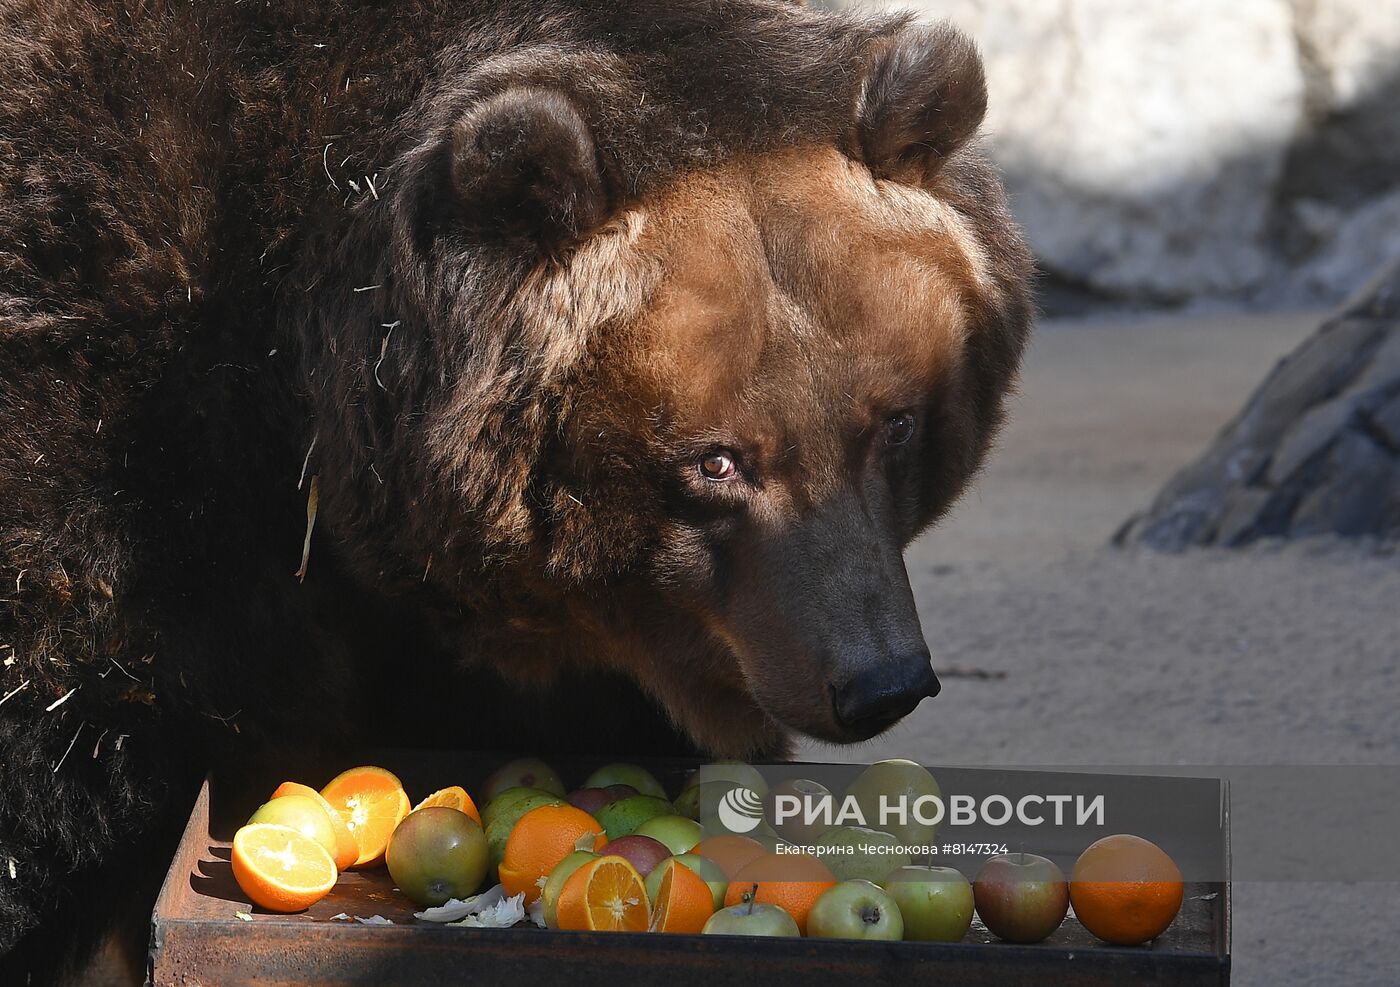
[799,308,1400,985]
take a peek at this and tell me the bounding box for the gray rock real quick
[1122,262,1400,547]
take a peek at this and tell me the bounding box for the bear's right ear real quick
[851,24,987,182]
[449,87,608,254]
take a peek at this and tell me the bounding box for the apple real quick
[694,761,769,796]
[880,865,974,942]
[600,835,671,877]
[583,763,667,799]
[702,901,800,937]
[815,826,910,884]
[601,783,639,802]
[845,759,941,845]
[385,807,489,907]
[541,850,598,928]
[644,852,728,910]
[482,758,565,801]
[973,852,1069,943]
[807,880,905,941]
[565,787,613,816]
[765,778,833,844]
[595,794,674,839]
[481,786,560,828]
[633,815,703,855]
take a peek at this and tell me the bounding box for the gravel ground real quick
[799,307,1400,986]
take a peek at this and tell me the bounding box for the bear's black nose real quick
[834,654,940,735]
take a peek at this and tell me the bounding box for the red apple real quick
[601,835,670,877]
[973,852,1069,944]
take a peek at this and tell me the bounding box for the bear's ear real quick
[852,24,987,181]
[449,87,608,253]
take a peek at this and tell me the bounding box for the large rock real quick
[1119,262,1400,548]
[832,0,1400,306]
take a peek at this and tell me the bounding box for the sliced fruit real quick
[231,823,337,913]
[542,850,599,928]
[270,781,359,871]
[413,785,482,825]
[649,857,715,934]
[321,765,411,868]
[555,856,650,932]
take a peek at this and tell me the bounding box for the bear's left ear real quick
[450,86,609,253]
[851,23,987,181]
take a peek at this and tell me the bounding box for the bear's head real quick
[297,11,1033,758]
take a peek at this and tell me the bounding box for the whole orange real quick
[722,851,836,934]
[498,803,608,905]
[1070,834,1184,945]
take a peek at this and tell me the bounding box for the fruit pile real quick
[229,758,1185,948]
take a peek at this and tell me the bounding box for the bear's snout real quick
[833,652,941,740]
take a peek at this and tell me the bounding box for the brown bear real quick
[0,0,1031,979]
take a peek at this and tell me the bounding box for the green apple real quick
[385,807,489,907]
[695,761,769,796]
[594,794,674,839]
[880,865,974,942]
[973,852,1069,944]
[541,850,598,928]
[815,826,910,884]
[845,759,941,845]
[674,780,702,820]
[807,880,905,941]
[644,853,728,910]
[634,815,703,855]
[765,778,833,844]
[702,901,800,937]
[481,786,559,828]
[483,758,565,801]
[583,762,667,799]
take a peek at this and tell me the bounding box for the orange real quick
[694,834,767,879]
[649,858,714,933]
[555,856,649,932]
[499,803,608,905]
[413,786,482,825]
[270,781,359,870]
[722,851,836,934]
[1070,834,1184,946]
[321,765,412,868]
[231,823,337,913]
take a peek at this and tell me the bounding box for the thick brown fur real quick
[0,1,1032,979]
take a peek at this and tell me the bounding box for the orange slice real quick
[321,765,411,868]
[270,781,360,870]
[499,803,608,905]
[231,823,337,913]
[413,785,482,825]
[649,858,714,933]
[555,856,649,932]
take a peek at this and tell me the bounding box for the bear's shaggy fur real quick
[0,1,1031,979]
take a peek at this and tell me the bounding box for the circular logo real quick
[716,786,765,834]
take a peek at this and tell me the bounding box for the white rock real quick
[838,0,1305,299]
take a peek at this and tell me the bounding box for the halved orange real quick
[231,823,337,913]
[413,785,482,825]
[649,858,714,933]
[321,765,412,868]
[499,803,608,905]
[555,856,649,932]
[271,781,360,870]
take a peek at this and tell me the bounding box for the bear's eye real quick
[698,450,739,481]
[885,412,917,446]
